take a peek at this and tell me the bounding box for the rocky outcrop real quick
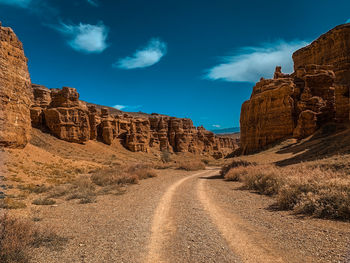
[293,24,350,122]
[0,23,32,148]
[31,86,236,157]
[240,23,349,154]
[0,22,235,156]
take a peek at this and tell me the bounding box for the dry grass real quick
[0,213,67,263]
[221,160,350,220]
[90,169,139,186]
[0,198,27,209]
[177,160,206,171]
[32,197,56,206]
[17,184,52,194]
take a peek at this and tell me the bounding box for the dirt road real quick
[32,168,350,263]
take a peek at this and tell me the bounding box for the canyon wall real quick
[0,22,236,157]
[240,24,350,154]
[31,85,236,158]
[0,23,32,148]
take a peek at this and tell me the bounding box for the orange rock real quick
[293,24,350,122]
[0,24,32,148]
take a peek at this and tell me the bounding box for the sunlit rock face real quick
[241,63,337,154]
[0,24,33,148]
[30,87,236,157]
[293,24,350,123]
[240,24,350,154]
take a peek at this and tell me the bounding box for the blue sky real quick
[0,0,349,129]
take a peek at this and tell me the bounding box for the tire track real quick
[197,175,286,263]
[145,170,211,263]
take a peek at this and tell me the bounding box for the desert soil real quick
[28,168,350,263]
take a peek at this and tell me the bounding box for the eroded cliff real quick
[0,23,32,148]
[30,85,236,157]
[240,24,350,154]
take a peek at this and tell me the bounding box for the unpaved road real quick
[32,168,350,263]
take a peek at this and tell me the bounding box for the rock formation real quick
[0,23,32,148]
[0,22,235,157]
[31,86,236,157]
[240,24,350,154]
[293,24,350,122]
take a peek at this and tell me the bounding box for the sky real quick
[0,0,349,129]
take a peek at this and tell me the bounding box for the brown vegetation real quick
[0,213,66,263]
[177,160,206,171]
[221,160,350,220]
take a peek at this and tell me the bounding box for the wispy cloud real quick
[87,0,98,7]
[113,105,142,111]
[212,124,221,128]
[114,38,167,69]
[0,0,32,8]
[205,40,308,83]
[54,21,109,53]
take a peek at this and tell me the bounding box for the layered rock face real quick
[293,24,350,122]
[240,24,350,154]
[32,86,236,157]
[0,23,32,148]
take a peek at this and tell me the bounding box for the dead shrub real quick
[128,165,158,179]
[65,176,96,203]
[0,214,33,263]
[48,184,74,198]
[18,184,52,194]
[224,166,249,181]
[224,162,350,220]
[0,214,66,263]
[0,198,27,209]
[220,159,256,177]
[177,160,206,171]
[32,197,56,206]
[90,168,139,186]
[161,151,172,163]
[241,166,282,196]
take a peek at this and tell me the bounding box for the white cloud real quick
[55,22,109,53]
[113,105,126,110]
[206,40,308,83]
[114,38,167,69]
[0,0,32,7]
[212,124,221,128]
[87,0,98,6]
[113,105,142,111]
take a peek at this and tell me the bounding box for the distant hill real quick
[211,127,240,134]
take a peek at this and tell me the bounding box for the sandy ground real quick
[28,168,350,263]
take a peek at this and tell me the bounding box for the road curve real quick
[31,168,350,263]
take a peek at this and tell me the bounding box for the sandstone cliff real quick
[240,24,350,154]
[0,23,32,148]
[0,22,235,157]
[31,85,236,157]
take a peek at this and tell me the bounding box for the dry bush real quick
[241,166,283,196]
[48,184,74,198]
[224,163,350,220]
[65,176,96,203]
[17,184,52,194]
[0,213,33,263]
[153,162,174,169]
[32,197,56,206]
[90,168,139,186]
[0,214,66,263]
[177,160,206,171]
[220,159,256,177]
[161,151,172,163]
[127,164,158,179]
[0,198,27,209]
[224,166,249,181]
